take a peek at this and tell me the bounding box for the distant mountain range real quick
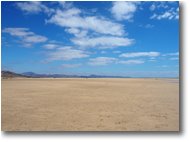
[22,72,129,78]
[22,72,79,78]
[1,71,28,78]
[2,71,130,78]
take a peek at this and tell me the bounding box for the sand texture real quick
[1,78,179,131]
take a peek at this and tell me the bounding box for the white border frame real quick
[1,0,189,141]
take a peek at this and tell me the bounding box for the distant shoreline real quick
[2,77,179,79]
[1,70,179,79]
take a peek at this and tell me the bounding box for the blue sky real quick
[1,1,179,77]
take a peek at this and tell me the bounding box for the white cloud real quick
[88,57,117,66]
[57,1,66,8]
[24,35,47,43]
[88,57,145,66]
[2,28,48,47]
[149,59,156,62]
[145,24,154,28]
[62,63,81,68]
[111,1,139,21]
[150,4,156,11]
[149,2,169,11]
[169,57,179,60]
[72,36,134,49]
[43,44,59,49]
[118,60,144,64]
[58,1,73,9]
[65,28,88,38]
[162,52,179,56]
[16,1,54,14]
[47,46,89,61]
[47,8,124,36]
[139,24,154,28]
[150,2,179,20]
[150,13,157,19]
[120,52,160,58]
[151,11,178,20]
[2,28,33,36]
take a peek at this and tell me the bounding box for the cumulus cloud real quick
[88,57,117,66]
[2,28,48,47]
[65,28,88,38]
[47,8,124,36]
[16,1,54,14]
[47,46,89,61]
[120,52,160,58]
[72,36,134,49]
[111,1,139,21]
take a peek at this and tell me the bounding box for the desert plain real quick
[1,78,179,131]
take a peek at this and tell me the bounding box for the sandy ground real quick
[1,78,179,131]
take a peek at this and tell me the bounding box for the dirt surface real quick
[1,78,179,131]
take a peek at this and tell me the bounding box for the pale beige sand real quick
[1,78,179,131]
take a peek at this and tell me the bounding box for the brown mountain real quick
[1,71,28,78]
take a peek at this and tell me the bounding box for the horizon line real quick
[1,70,179,79]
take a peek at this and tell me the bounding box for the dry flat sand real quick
[1,78,179,131]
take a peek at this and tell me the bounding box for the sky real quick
[1,1,179,77]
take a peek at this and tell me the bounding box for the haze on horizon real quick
[1,1,179,78]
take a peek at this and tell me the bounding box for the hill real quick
[1,71,28,78]
[22,72,129,78]
[2,71,130,78]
